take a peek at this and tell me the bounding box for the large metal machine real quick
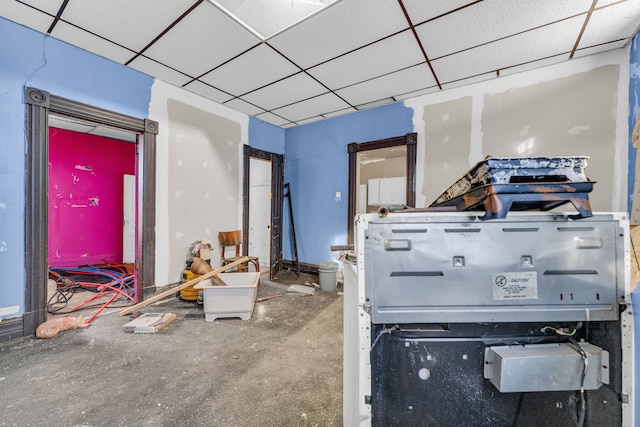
[344,211,634,427]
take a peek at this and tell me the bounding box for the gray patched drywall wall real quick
[421,96,473,205]
[167,98,242,282]
[482,65,619,211]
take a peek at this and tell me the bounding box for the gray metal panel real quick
[484,342,609,392]
[363,212,626,323]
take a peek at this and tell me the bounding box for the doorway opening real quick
[243,146,284,280]
[347,133,417,245]
[22,87,158,338]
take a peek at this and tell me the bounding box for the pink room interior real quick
[47,127,135,268]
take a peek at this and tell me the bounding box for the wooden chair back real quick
[219,230,242,260]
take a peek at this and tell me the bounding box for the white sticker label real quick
[492,272,538,300]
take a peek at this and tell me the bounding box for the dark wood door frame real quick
[347,132,417,245]
[242,146,284,279]
[17,87,158,340]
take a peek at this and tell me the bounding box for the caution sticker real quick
[492,272,538,300]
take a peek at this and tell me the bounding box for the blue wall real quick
[249,117,285,154]
[629,29,640,422]
[282,103,414,264]
[0,18,153,317]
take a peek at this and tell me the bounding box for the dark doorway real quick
[243,146,284,280]
[21,87,158,338]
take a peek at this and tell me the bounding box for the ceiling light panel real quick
[0,1,58,33]
[307,31,425,90]
[223,98,265,116]
[182,80,234,104]
[200,44,299,96]
[401,0,480,25]
[58,0,195,52]
[127,56,194,87]
[49,21,136,64]
[241,72,328,111]
[268,0,409,69]
[254,112,290,126]
[336,63,437,106]
[432,16,582,83]
[143,2,260,78]
[578,1,640,48]
[416,0,592,60]
[271,93,350,122]
[213,0,330,39]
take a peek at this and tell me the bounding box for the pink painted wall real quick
[48,127,136,267]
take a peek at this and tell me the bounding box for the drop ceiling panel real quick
[416,0,592,60]
[50,21,136,64]
[14,0,63,15]
[578,1,640,48]
[573,39,628,59]
[336,63,437,106]
[432,16,582,84]
[223,98,265,116]
[201,44,299,96]
[499,53,568,77]
[323,107,357,118]
[268,0,409,69]
[307,31,425,90]
[254,111,289,126]
[271,93,350,122]
[0,1,57,33]
[402,0,480,25]
[127,56,193,87]
[143,2,260,77]
[59,0,195,52]
[241,72,328,111]
[297,116,324,125]
[393,85,442,101]
[183,80,234,104]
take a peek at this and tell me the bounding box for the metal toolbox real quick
[362,212,627,324]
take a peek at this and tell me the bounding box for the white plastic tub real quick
[193,272,260,321]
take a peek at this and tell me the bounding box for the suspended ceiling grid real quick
[3,0,640,128]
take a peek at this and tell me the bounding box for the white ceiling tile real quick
[224,98,265,116]
[296,116,324,125]
[573,39,629,59]
[271,93,350,122]
[127,56,193,86]
[242,73,328,111]
[307,31,425,90]
[143,2,260,77]
[281,123,297,129]
[13,0,63,15]
[182,80,234,104]
[201,44,299,96]
[394,85,442,101]
[268,0,409,69]
[415,0,593,59]
[431,16,582,83]
[579,0,640,49]
[0,1,57,33]
[499,53,569,77]
[402,0,479,25]
[59,0,195,53]
[50,21,136,64]
[336,64,437,106]
[255,112,289,126]
[323,107,357,118]
[356,98,395,110]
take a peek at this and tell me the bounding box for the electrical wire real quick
[371,324,399,350]
[542,325,587,427]
[48,267,136,323]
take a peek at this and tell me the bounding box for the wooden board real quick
[119,257,250,316]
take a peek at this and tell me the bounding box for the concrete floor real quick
[0,271,343,426]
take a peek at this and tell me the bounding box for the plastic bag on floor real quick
[36,316,88,338]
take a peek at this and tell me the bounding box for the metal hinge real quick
[365,395,372,405]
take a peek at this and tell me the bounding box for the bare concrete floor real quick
[0,271,343,426]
